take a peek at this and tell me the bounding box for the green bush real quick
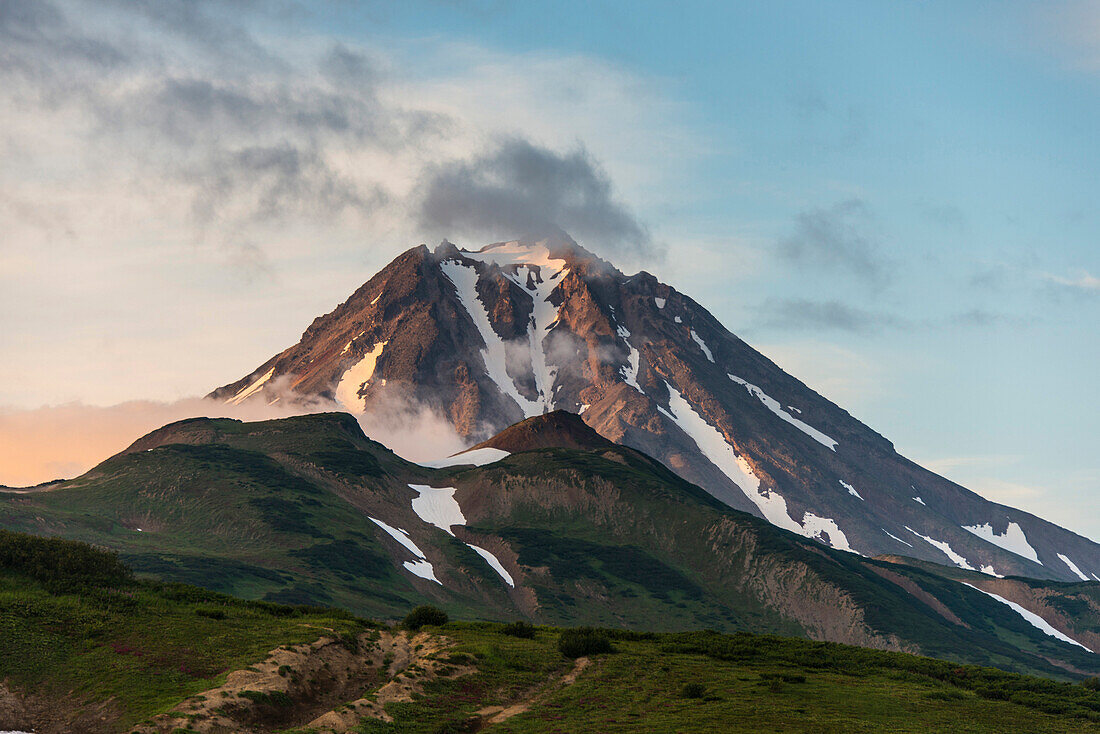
[500,621,536,639]
[403,605,449,631]
[195,607,226,620]
[680,682,706,698]
[0,529,132,591]
[431,717,480,734]
[557,627,613,659]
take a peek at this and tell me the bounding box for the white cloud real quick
[1045,271,1100,291]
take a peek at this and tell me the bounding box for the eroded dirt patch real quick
[134,628,472,734]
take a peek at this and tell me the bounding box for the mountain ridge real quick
[206,237,1099,583]
[3,410,1099,681]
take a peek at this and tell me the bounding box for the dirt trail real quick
[476,656,591,726]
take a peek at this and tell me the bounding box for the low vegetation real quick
[404,604,449,630]
[3,532,1100,732]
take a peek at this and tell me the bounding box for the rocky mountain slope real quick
[209,237,1100,582]
[2,411,1098,680]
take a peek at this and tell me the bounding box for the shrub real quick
[680,682,706,698]
[195,607,226,620]
[0,529,133,591]
[500,621,536,639]
[432,717,480,734]
[1083,677,1100,692]
[557,627,613,659]
[404,605,449,630]
[237,689,293,706]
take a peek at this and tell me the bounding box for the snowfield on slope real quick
[420,447,511,468]
[227,367,274,405]
[1058,553,1091,581]
[729,374,838,450]
[335,341,387,413]
[961,522,1041,564]
[906,527,975,571]
[368,517,441,585]
[963,583,1092,652]
[690,329,714,362]
[408,483,515,587]
[460,242,568,413]
[660,381,855,553]
[441,259,542,417]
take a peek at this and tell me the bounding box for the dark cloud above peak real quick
[778,199,888,285]
[415,138,658,260]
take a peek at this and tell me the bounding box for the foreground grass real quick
[3,530,1100,733]
[0,532,370,728]
[356,624,1100,734]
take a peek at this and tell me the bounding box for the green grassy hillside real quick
[1,412,1098,683]
[1,530,1099,733]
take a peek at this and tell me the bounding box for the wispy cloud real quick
[777,199,888,285]
[1045,271,1100,291]
[757,298,905,334]
[756,299,1014,334]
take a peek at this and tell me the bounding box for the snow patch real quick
[368,517,442,585]
[883,529,913,548]
[674,316,682,323]
[905,527,974,570]
[802,512,857,554]
[409,484,466,536]
[447,245,567,416]
[620,343,643,393]
[1058,553,1091,581]
[420,447,510,468]
[661,381,854,552]
[729,374,838,450]
[912,496,926,506]
[654,297,666,309]
[963,583,1092,651]
[406,483,515,588]
[690,329,714,362]
[579,403,590,414]
[840,480,863,500]
[335,341,387,413]
[467,544,515,587]
[961,522,1041,564]
[979,565,1004,578]
[227,368,274,405]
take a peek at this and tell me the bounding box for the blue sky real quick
[1,0,1097,536]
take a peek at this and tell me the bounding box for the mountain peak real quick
[208,237,1100,582]
[471,410,616,453]
[435,233,605,274]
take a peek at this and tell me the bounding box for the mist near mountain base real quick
[0,389,468,487]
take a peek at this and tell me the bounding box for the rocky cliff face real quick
[210,237,1100,582]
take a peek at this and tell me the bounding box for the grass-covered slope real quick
[1,530,1100,733]
[375,624,1100,734]
[1,412,1098,682]
[0,530,371,731]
